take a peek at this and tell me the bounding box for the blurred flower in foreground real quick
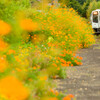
[8,49,16,55]
[20,19,38,31]
[0,20,11,35]
[0,39,8,51]
[0,56,8,72]
[0,76,29,100]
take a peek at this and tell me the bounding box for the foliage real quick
[76,0,86,4]
[82,0,91,17]
[87,0,100,18]
[59,0,83,15]
[59,0,96,18]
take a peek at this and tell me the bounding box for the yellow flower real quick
[0,76,29,100]
[0,20,11,35]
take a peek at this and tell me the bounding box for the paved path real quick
[56,43,100,100]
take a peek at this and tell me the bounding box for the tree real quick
[59,0,83,15]
[82,0,91,17]
[76,0,86,4]
[87,0,100,18]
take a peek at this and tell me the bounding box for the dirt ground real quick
[56,42,100,100]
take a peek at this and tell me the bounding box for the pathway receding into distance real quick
[56,42,100,100]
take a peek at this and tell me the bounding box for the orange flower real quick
[60,54,66,57]
[0,39,8,51]
[8,49,15,55]
[39,76,48,81]
[66,64,69,67]
[48,42,52,47]
[71,57,74,60]
[0,20,11,35]
[68,51,72,54]
[60,59,66,64]
[55,91,59,96]
[68,94,74,98]
[71,64,73,67]
[79,57,83,60]
[52,63,57,67]
[57,57,61,60]
[76,56,83,60]
[76,56,80,59]
[76,62,80,65]
[16,68,22,72]
[63,96,71,100]
[62,41,65,45]
[50,89,54,93]
[74,60,81,65]
[33,66,36,70]
[79,62,82,65]
[15,56,21,63]
[56,60,59,63]
[50,89,59,96]
[0,56,8,72]
[57,67,60,70]
[0,76,29,100]
[73,53,76,56]
[67,61,71,64]
[74,60,77,63]
[63,94,74,100]
[61,63,66,67]
[20,19,38,31]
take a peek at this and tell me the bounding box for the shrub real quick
[0,0,95,100]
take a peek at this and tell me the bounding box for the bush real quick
[0,0,95,100]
